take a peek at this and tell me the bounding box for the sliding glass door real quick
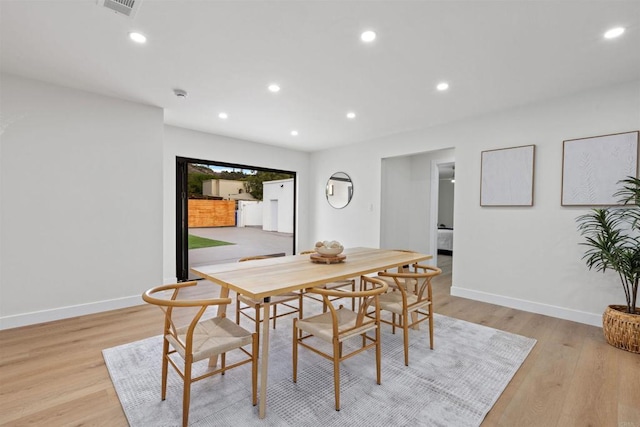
[176,157,296,281]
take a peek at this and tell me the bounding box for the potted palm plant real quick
[577,176,640,353]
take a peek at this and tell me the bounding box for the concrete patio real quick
[188,226,294,278]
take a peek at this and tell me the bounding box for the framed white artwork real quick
[561,131,639,206]
[480,145,535,207]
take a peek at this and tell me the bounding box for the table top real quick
[191,247,432,299]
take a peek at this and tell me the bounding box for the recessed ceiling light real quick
[604,27,625,39]
[361,30,376,42]
[290,130,299,136]
[218,112,228,120]
[437,82,449,91]
[346,112,356,119]
[268,84,281,93]
[129,32,147,43]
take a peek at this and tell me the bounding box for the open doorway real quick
[435,162,455,273]
[380,149,454,260]
[176,157,296,281]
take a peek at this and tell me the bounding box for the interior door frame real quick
[176,156,297,282]
[429,158,455,267]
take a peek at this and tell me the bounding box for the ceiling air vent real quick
[97,0,142,18]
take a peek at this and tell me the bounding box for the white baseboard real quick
[450,286,602,327]
[0,295,143,330]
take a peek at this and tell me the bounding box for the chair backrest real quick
[305,276,388,338]
[378,263,442,304]
[386,249,417,272]
[142,281,232,354]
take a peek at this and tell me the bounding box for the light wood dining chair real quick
[375,263,442,366]
[142,281,258,427]
[376,249,419,293]
[300,250,356,311]
[293,276,388,411]
[236,255,303,342]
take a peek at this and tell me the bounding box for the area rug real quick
[103,314,535,426]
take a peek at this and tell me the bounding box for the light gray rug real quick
[103,313,535,426]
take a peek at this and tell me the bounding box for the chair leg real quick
[292,319,298,383]
[272,303,277,329]
[254,303,261,336]
[403,312,410,366]
[252,333,258,406]
[161,339,169,400]
[236,297,241,325]
[429,307,434,350]
[182,357,192,427]
[376,326,382,385]
[299,294,304,320]
[392,313,396,334]
[221,352,226,374]
[333,339,341,411]
[351,280,356,311]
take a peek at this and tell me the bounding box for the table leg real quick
[259,297,271,418]
[411,312,420,330]
[208,286,230,367]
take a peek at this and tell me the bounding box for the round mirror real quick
[326,172,353,209]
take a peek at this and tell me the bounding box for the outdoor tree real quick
[245,171,292,200]
[187,172,214,196]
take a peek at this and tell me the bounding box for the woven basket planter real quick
[602,305,640,354]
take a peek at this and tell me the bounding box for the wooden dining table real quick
[190,247,432,418]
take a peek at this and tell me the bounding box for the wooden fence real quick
[188,199,236,227]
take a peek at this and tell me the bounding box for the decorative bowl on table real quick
[315,240,344,257]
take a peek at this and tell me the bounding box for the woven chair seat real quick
[296,308,378,343]
[377,292,431,315]
[167,317,254,362]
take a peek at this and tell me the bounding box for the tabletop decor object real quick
[314,240,344,256]
[311,241,346,264]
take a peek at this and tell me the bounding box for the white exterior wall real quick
[309,80,640,327]
[237,201,263,227]
[0,74,164,329]
[262,179,294,233]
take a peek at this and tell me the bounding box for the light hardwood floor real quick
[1,256,638,426]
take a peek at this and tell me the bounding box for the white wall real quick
[262,178,294,233]
[0,74,164,329]
[310,80,640,326]
[237,201,263,227]
[163,126,310,282]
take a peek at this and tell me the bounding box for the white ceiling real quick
[1,1,639,152]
